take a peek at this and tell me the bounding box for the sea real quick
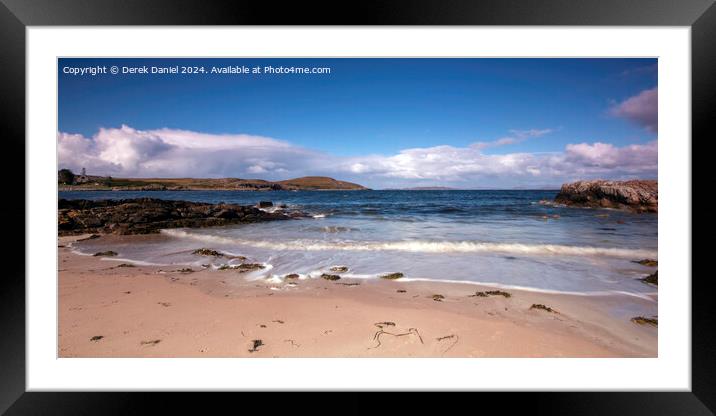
[60,190,658,300]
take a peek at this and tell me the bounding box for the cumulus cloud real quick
[58,125,323,179]
[58,125,657,189]
[609,87,658,133]
[338,140,657,187]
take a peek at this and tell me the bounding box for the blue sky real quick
[58,58,658,189]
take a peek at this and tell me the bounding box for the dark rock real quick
[634,259,658,267]
[432,294,445,301]
[554,180,657,213]
[93,251,117,257]
[330,266,349,273]
[257,201,273,208]
[284,274,300,280]
[57,198,287,235]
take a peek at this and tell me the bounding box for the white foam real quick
[161,229,656,259]
[398,277,658,302]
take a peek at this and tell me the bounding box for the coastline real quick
[59,234,657,358]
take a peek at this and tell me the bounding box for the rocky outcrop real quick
[58,198,288,235]
[554,180,657,213]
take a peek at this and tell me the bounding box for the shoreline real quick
[59,234,658,358]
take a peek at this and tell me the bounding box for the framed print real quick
[2,0,714,413]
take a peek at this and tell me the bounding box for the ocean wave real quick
[161,229,656,258]
[304,226,359,233]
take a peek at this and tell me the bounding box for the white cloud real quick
[471,128,553,149]
[58,125,657,189]
[609,87,658,133]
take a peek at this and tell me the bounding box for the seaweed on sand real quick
[470,290,512,298]
[631,316,658,326]
[530,304,558,313]
[436,334,460,354]
[249,339,264,352]
[369,326,423,349]
[485,290,511,298]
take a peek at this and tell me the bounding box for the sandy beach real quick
[58,234,657,358]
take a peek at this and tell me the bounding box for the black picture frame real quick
[1,0,713,413]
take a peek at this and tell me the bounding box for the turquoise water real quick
[62,190,658,298]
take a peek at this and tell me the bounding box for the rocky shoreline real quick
[58,198,291,235]
[554,180,657,213]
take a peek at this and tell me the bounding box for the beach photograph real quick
[57,58,658,358]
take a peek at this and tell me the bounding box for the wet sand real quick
[58,235,657,357]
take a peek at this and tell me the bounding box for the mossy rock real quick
[192,248,224,257]
[321,274,341,281]
[93,251,117,257]
[641,270,658,285]
[380,272,404,280]
[218,263,265,272]
[330,266,349,273]
[633,259,658,267]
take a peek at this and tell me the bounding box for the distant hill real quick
[58,170,368,191]
[276,176,366,190]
